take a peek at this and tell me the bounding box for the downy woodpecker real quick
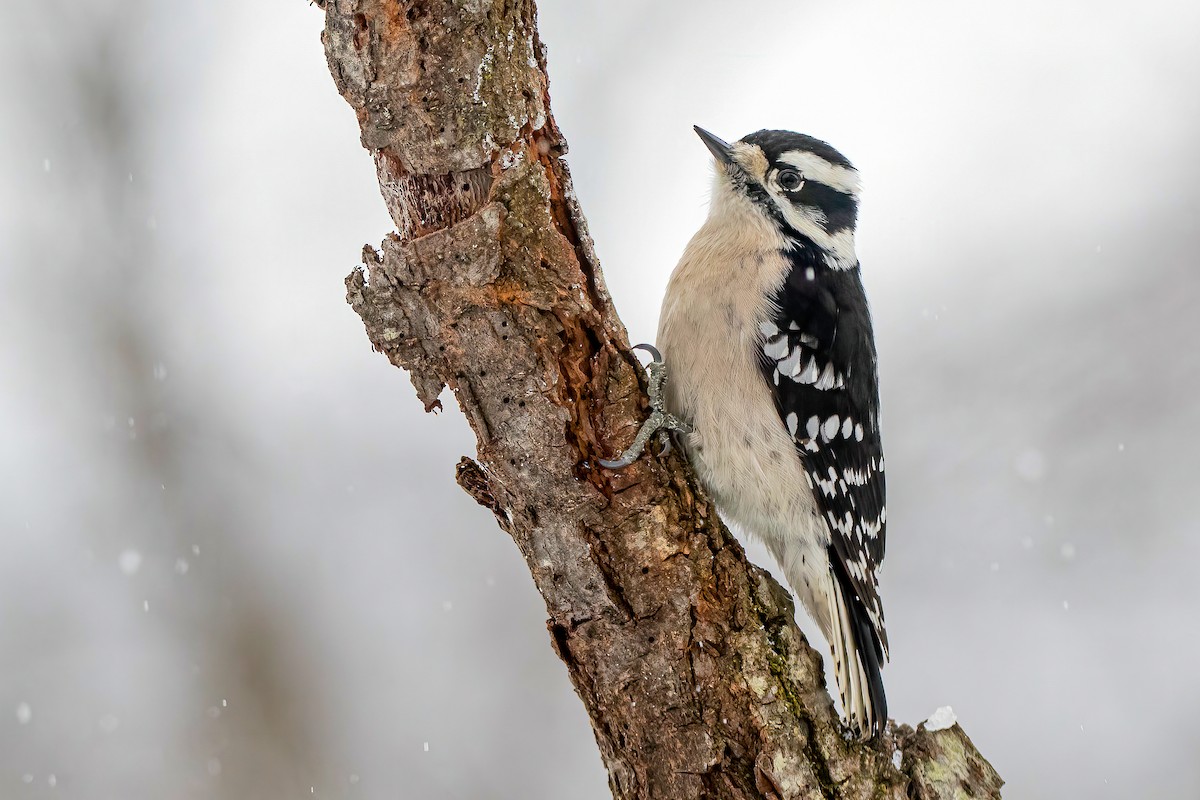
[603,127,889,737]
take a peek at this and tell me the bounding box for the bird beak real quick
[693,126,735,168]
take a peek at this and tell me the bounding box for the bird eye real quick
[778,169,804,191]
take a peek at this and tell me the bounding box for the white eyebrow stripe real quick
[779,151,862,196]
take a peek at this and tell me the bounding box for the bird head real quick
[694,126,861,270]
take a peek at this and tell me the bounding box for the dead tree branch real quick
[317,2,1003,797]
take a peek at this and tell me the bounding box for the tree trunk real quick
[316,2,1003,797]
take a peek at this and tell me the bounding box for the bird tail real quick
[826,557,887,738]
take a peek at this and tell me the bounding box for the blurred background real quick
[2,0,1198,797]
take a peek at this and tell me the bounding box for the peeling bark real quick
[318,2,1003,797]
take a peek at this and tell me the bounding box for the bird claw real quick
[598,344,692,470]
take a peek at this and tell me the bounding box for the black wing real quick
[758,251,889,658]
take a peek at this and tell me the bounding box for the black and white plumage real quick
[656,127,888,736]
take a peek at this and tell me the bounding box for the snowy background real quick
[2,1,1199,797]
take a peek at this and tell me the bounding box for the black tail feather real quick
[829,550,888,734]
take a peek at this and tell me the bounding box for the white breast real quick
[656,180,832,634]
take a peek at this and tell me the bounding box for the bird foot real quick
[599,344,692,469]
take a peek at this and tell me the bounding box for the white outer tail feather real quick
[827,571,877,737]
[769,541,884,737]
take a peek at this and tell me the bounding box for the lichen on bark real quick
[319,1,1003,797]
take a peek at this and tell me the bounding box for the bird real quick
[602,126,889,737]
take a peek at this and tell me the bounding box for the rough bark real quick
[317,2,1004,798]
